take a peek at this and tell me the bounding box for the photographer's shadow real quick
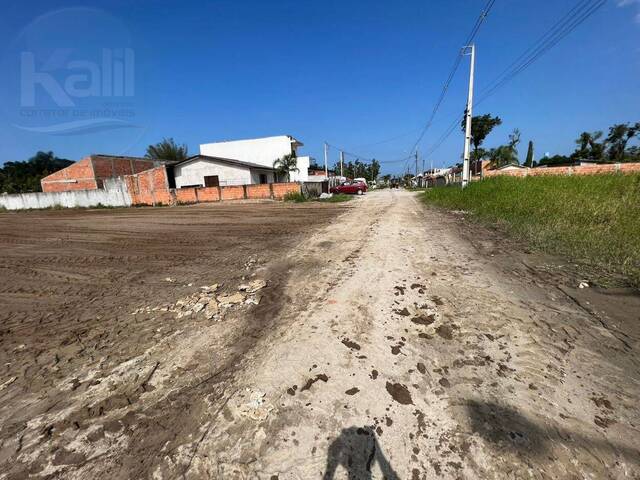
[323,426,400,480]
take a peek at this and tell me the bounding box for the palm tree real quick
[273,153,299,182]
[145,138,188,161]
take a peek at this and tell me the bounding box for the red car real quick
[330,181,368,195]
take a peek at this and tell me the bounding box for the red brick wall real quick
[485,162,640,178]
[195,187,220,203]
[246,184,272,199]
[124,166,171,206]
[176,188,198,204]
[271,182,300,199]
[221,185,246,201]
[91,156,155,182]
[41,157,98,192]
[41,155,158,192]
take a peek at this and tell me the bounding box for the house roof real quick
[200,135,304,148]
[172,154,276,171]
[90,154,178,165]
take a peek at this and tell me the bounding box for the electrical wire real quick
[421,0,606,163]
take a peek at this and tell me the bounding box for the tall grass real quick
[424,174,640,287]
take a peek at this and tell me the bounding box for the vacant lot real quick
[424,174,640,287]
[0,202,346,478]
[1,191,638,479]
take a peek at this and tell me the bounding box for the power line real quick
[421,0,606,163]
[406,0,497,158]
[475,0,605,105]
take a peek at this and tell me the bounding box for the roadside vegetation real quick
[283,191,307,203]
[284,191,353,203]
[424,174,640,287]
[317,193,352,203]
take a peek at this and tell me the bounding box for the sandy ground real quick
[1,190,639,479]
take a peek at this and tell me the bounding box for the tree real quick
[488,129,521,169]
[606,124,630,162]
[273,153,298,182]
[508,129,521,158]
[606,122,640,162]
[461,114,502,161]
[524,140,534,167]
[538,154,572,167]
[572,131,605,161]
[145,138,188,161]
[0,151,72,193]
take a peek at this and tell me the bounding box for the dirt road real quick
[1,190,639,479]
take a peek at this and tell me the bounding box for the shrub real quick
[283,191,307,203]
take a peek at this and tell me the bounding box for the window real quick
[259,174,268,184]
[204,175,219,187]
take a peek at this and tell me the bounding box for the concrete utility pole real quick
[415,150,419,184]
[462,44,475,189]
[340,151,344,179]
[323,142,329,178]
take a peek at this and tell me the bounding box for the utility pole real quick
[323,142,329,178]
[339,151,344,179]
[415,150,419,186]
[462,44,475,189]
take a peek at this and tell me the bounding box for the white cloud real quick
[618,0,640,25]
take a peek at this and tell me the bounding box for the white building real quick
[171,155,276,189]
[199,135,313,182]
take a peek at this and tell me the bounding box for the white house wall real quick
[199,136,297,169]
[249,169,276,184]
[174,160,251,188]
[289,156,310,182]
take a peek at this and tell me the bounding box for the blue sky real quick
[0,0,639,174]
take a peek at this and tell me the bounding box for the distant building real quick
[170,155,277,188]
[199,135,313,182]
[40,155,170,193]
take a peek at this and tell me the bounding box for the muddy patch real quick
[341,338,361,351]
[435,324,455,340]
[300,374,329,392]
[385,382,413,405]
[412,314,436,326]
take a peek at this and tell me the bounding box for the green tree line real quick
[463,115,640,169]
[0,151,73,194]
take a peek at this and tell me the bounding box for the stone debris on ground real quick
[131,278,267,321]
[234,389,273,421]
[238,279,267,293]
[578,280,590,289]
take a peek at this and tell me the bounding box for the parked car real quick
[330,181,368,195]
[353,177,368,186]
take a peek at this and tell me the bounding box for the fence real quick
[0,179,131,210]
[484,162,640,178]
[301,181,328,198]
[0,181,302,211]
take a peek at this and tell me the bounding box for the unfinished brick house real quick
[40,155,170,193]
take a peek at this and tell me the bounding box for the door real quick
[259,174,268,184]
[204,175,219,187]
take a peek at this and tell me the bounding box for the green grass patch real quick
[317,193,353,203]
[423,174,640,287]
[283,191,307,203]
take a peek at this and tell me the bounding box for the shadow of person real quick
[323,426,400,480]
